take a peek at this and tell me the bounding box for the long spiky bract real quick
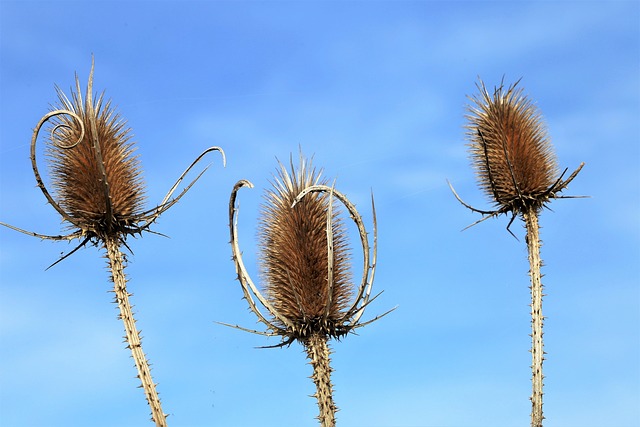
[452,78,585,427]
[227,154,391,427]
[0,59,225,427]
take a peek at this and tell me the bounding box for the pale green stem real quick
[105,236,167,427]
[524,210,544,427]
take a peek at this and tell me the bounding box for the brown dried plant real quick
[0,60,225,426]
[450,78,585,427]
[225,154,391,427]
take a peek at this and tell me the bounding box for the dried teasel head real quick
[449,78,585,234]
[1,59,224,267]
[258,157,353,338]
[227,153,391,347]
[47,65,145,237]
[466,78,559,213]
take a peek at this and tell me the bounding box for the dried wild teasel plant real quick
[0,60,225,427]
[449,78,585,427]
[225,155,391,427]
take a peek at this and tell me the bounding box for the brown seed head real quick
[466,79,559,213]
[258,157,353,337]
[47,70,145,237]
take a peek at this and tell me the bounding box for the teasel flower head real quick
[2,58,225,264]
[227,153,392,346]
[258,157,354,339]
[450,78,585,233]
[47,66,146,238]
[467,78,559,211]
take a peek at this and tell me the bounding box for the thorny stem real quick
[105,236,167,427]
[304,333,336,427]
[524,210,544,427]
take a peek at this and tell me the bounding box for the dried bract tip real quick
[466,79,559,213]
[258,156,353,338]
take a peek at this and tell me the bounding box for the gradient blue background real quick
[1,1,638,426]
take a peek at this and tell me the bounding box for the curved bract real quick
[229,179,294,333]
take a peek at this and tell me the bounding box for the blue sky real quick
[0,1,638,426]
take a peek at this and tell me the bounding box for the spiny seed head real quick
[47,71,145,237]
[466,79,559,212]
[258,157,353,336]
